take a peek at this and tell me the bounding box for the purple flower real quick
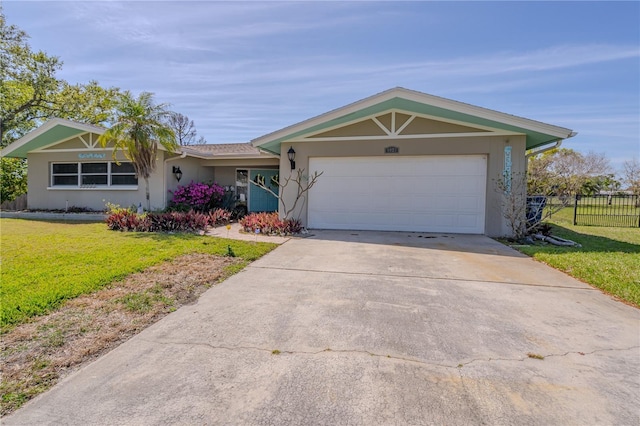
[169,181,225,211]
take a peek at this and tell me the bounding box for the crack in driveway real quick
[140,337,639,371]
[458,345,640,367]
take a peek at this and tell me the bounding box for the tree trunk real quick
[144,176,151,211]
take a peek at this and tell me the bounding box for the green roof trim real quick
[9,127,87,158]
[256,97,566,155]
[1,119,106,159]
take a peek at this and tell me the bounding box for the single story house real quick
[0,121,281,214]
[1,87,575,236]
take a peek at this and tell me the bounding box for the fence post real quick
[573,195,578,226]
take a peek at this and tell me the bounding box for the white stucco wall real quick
[27,151,170,211]
[164,155,216,206]
[26,149,279,212]
[278,135,527,237]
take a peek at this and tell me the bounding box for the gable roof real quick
[0,119,272,160]
[1,118,106,158]
[251,87,576,154]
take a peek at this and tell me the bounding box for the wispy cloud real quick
[72,43,637,89]
[6,1,639,169]
[68,2,367,52]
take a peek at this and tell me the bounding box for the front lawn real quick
[0,219,277,329]
[514,215,640,307]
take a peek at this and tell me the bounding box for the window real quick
[111,162,138,185]
[81,163,108,185]
[52,163,79,186]
[50,162,138,188]
[236,169,248,203]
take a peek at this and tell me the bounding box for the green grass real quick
[545,206,574,223]
[0,219,277,328]
[116,284,174,313]
[546,202,639,228]
[515,212,640,307]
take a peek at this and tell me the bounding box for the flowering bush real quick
[169,181,224,212]
[239,212,302,236]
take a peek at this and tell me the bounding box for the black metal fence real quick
[574,195,640,228]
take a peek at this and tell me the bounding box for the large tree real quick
[0,12,60,146]
[527,148,611,196]
[167,112,196,146]
[166,112,207,145]
[98,91,178,210]
[1,10,120,203]
[622,158,640,206]
[1,12,59,203]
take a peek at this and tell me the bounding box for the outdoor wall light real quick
[287,147,296,170]
[172,166,183,182]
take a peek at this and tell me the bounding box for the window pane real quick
[112,162,136,173]
[82,163,107,173]
[82,175,108,185]
[53,175,78,185]
[53,163,78,174]
[236,169,248,185]
[111,175,138,185]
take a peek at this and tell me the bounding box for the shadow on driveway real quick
[304,228,527,257]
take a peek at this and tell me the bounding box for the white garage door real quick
[308,155,487,234]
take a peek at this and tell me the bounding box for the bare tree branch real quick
[249,168,323,221]
[496,172,573,239]
[167,112,198,146]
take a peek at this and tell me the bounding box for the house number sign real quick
[503,145,512,194]
[78,153,106,159]
[385,146,399,154]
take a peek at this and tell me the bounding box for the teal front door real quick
[249,169,279,212]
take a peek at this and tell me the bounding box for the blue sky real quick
[5,1,639,172]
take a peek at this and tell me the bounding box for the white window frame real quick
[235,168,249,205]
[80,162,109,186]
[49,162,138,190]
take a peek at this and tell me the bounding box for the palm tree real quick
[99,91,177,210]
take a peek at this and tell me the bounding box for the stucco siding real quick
[41,136,91,150]
[401,117,488,135]
[164,155,215,205]
[211,167,237,188]
[26,149,279,211]
[27,151,169,211]
[212,165,279,187]
[279,135,526,237]
[311,120,387,138]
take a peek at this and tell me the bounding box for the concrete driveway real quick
[5,231,639,425]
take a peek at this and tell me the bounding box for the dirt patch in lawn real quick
[1,253,238,417]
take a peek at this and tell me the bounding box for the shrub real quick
[281,218,302,235]
[147,211,208,232]
[105,201,133,215]
[169,181,225,212]
[106,210,210,233]
[208,208,232,227]
[106,210,143,231]
[239,212,302,236]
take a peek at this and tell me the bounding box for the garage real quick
[308,155,487,233]
[251,88,575,237]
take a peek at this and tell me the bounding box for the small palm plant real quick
[99,91,177,210]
